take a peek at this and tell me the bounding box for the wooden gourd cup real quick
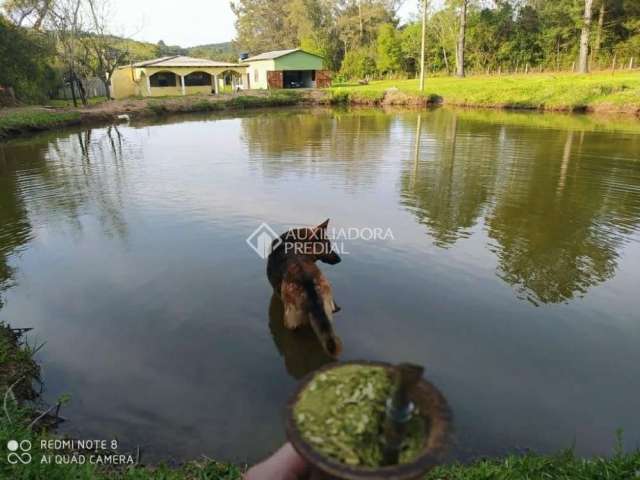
[285,361,453,480]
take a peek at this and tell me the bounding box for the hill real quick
[107,37,238,63]
[187,42,239,63]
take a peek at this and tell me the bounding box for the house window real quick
[149,71,177,87]
[311,70,316,81]
[254,69,259,82]
[185,72,212,86]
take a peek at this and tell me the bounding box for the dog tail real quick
[301,274,342,358]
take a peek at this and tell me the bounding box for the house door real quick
[267,71,284,89]
[315,70,332,88]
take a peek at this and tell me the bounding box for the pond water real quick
[1,107,639,464]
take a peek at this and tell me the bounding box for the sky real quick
[109,0,419,48]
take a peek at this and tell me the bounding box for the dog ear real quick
[316,219,330,231]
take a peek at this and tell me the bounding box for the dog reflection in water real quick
[269,294,335,379]
[267,219,343,359]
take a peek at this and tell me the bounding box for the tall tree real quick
[592,0,605,64]
[578,0,594,72]
[376,23,402,74]
[2,0,53,29]
[230,0,297,53]
[82,0,129,99]
[49,0,88,105]
[456,0,468,76]
[335,0,397,53]
[0,13,57,102]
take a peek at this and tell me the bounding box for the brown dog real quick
[267,219,342,357]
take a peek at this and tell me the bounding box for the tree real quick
[287,0,342,70]
[230,0,297,53]
[0,13,57,102]
[578,0,594,72]
[592,0,606,63]
[400,21,422,76]
[81,0,129,99]
[49,0,88,106]
[376,23,402,74]
[336,0,397,53]
[456,0,468,76]
[430,7,458,74]
[2,0,53,29]
[340,47,376,78]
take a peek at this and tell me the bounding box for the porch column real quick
[146,74,151,95]
[214,74,219,95]
[180,75,185,95]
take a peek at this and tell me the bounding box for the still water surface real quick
[1,108,639,464]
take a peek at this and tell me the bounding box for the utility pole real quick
[419,0,427,91]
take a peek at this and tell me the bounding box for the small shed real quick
[110,56,247,99]
[241,49,331,90]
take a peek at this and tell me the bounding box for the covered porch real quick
[110,56,248,99]
[140,66,247,97]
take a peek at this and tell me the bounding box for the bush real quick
[340,48,377,80]
[0,15,58,103]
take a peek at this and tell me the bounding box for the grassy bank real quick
[330,71,640,114]
[2,324,639,479]
[0,110,81,139]
[0,91,303,140]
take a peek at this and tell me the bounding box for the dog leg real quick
[283,304,306,330]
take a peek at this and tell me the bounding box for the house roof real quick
[242,48,324,62]
[131,56,242,68]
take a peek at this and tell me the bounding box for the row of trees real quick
[231,0,640,79]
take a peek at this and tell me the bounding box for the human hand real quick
[244,442,309,480]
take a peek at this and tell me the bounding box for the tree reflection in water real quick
[401,109,640,304]
[0,125,133,308]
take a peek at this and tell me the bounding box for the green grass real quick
[0,403,244,480]
[427,447,640,479]
[45,96,109,108]
[0,110,81,139]
[330,71,640,112]
[432,107,640,135]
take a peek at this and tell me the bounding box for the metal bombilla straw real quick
[382,363,425,466]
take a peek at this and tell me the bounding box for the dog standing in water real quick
[267,219,342,357]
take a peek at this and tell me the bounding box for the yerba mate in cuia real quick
[293,365,425,467]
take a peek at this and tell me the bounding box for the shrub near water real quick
[294,365,425,467]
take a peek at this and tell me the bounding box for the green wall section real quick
[273,51,324,71]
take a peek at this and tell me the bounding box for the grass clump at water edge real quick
[0,110,81,139]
